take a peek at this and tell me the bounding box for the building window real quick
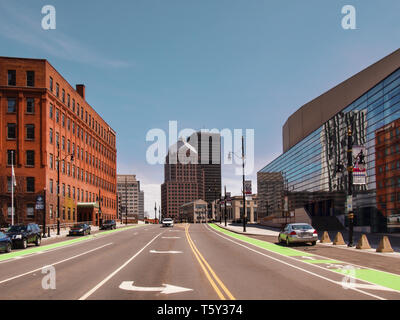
[26,98,35,113]
[49,153,53,169]
[49,103,53,118]
[56,132,59,148]
[26,124,35,140]
[56,83,59,97]
[62,136,65,150]
[7,123,17,139]
[62,207,65,219]
[50,77,53,91]
[72,99,75,112]
[56,109,59,122]
[26,150,35,166]
[26,177,35,192]
[67,118,70,130]
[8,70,16,86]
[7,98,16,113]
[67,94,70,107]
[27,204,34,218]
[49,128,53,144]
[62,184,65,197]
[62,89,65,103]
[68,207,71,220]
[26,71,35,87]
[62,114,65,127]
[49,205,53,219]
[7,150,16,166]
[50,179,53,193]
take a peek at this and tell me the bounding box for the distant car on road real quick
[0,232,12,253]
[162,218,174,227]
[69,224,91,236]
[278,223,318,246]
[101,220,116,230]
[6,224,41,249]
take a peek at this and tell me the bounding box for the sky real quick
[1,0,400,218]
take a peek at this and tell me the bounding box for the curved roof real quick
[283,48,400,152]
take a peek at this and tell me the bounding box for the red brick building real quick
[375,119,400,218]
[0,57,117,227]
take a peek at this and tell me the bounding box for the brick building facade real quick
[0,57,117,227]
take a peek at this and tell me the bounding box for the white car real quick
[162,218,174,227]
[278,223,318,246]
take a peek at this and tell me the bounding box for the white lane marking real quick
[79,233,162,300]
[119,281,193,294]
[205,225,386,300]
[149,250,182,254]
[337,282,398,292]
[162,237,181,239]
[0,243,113,285]
[13,256,23,260]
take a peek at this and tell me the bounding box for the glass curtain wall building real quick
[258,50,400,233]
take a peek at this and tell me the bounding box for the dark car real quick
[6,224,41,249]
[0,232,12,253]
[101,220,116,230]
[69,224,91,236]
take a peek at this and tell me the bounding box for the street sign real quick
[35,195,44,210]
[346,195,353,212]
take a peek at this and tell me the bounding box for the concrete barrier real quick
[356,234,371,250]
[376,236,394,253]
[320,231,331,243]
[333,232,346,245]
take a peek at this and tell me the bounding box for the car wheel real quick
[311,241,316,246]
[21,239,27,249]
[88,230,91,235]
[35,236,41,246]
[6,243,11,253]
[278,236,282,244]
[286,237,290,247]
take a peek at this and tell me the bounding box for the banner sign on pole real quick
[352,145,366,185]
[35,195,44,210]
[244,181,252,195]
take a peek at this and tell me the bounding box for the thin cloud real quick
[0,1,132,68]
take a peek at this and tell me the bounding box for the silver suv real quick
[162,218,174,227]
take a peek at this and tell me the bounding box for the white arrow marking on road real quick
[119,281,193,294]
[149,250,182,254]
[162,237,181,239]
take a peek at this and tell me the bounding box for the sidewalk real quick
[215,222,280,236]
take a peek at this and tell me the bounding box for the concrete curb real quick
[214,223,277,237]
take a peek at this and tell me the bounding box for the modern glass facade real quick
[259,68,400,233]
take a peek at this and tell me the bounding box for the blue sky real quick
[1,0,400,217]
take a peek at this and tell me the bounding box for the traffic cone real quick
[333,232,346,245]
[320,231,331,243]
[356,234,371,249]
[376,236,394,253]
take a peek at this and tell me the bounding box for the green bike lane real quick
[208,223,400,299]
[0,224,145,263]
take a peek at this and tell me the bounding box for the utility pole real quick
[242,135,246,233]
[347,127,354,247]
[11,150,15,226]
[98,189,102,228]
[159,205,161,223]
[42,188,47,238]
[154,202,157,223]
[224,185,227,227]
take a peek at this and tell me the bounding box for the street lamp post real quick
[56,144,74,235]
[347,127,354,247]
[224,185,227,227]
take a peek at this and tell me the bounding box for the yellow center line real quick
[185,224,235,300]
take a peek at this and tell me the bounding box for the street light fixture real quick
[228,136,247,232]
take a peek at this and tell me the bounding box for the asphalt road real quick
[0,223,399,300]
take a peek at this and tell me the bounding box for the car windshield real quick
[8,225,27,232]
[292,224,313,230]
[104,220,113,223]
[72,224,84,228]
[163,219,172,222]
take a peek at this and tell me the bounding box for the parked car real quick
[69,224,91,236]
[0,232,12,253]
[278,223,318,246]
[101,220,116,230]
[6,224,41,249]
[162,218,174,227]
